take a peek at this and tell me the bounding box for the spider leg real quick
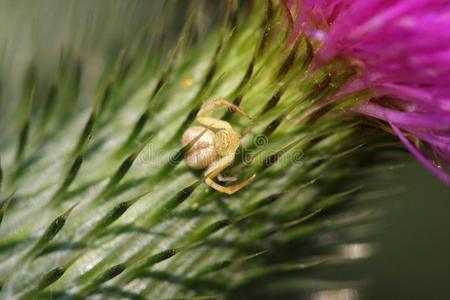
[197,98,250,130]
[203,154,256,195]
[205,174,256,195]
[197,116,232,130]
[218,174,237,182]
[203,154,234,179]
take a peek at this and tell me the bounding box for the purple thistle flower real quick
[285,0,450,184]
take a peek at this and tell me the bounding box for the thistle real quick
[0,1,447,299]
[286,0,450,184]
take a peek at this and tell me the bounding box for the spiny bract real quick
[0,1,401,299]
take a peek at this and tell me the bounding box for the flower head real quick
[286,0,450,184]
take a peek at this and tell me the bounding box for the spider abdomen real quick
[181,126,218,170]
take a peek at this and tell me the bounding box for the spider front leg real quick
[197,98,250,130]
[203,153,256,195]
[217,174,237,182]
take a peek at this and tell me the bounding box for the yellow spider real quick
[181,99,256,194]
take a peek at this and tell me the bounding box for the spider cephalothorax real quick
[181,99,256,194]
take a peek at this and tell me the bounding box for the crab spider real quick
[181,99,256,194]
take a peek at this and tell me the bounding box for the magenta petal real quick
[353,102,450,130]
[287,0,450,183]
[391,123,450,185]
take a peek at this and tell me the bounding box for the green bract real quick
[0,1,400,299]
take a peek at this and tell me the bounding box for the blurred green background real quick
[307,161,450,300]
[365,162,450,299]
[272,160,450,300]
